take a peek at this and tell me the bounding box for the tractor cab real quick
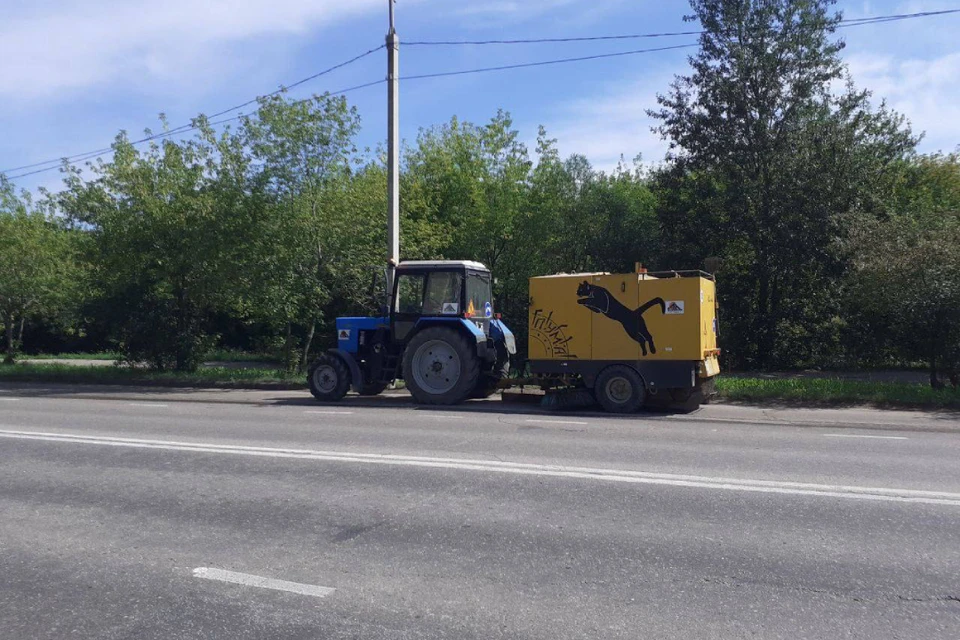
[308,260,515,405]
[392,261,496,342]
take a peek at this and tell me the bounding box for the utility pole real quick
[386,0,400,300]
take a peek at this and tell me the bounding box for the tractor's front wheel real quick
[403,327,480,405]
[308,353,351,402]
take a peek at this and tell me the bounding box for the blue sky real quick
[2,0,959,195]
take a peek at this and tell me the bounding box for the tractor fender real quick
[410,318,487,343]
[489,319,517,355]
[407,318,492,360]
[328,348,364,393]
[457,318,487,343]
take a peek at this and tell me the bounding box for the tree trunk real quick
[17,315,25,344]
[4,313,15,364]
[930,356,943,390]
[301,321,317,373]
[283,322,295,372]
[929,321,944,390]
[176,284,188,372]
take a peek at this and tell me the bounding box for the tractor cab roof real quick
[398,260,489,272]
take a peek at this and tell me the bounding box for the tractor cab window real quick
[423,271,463,315]
[396,274,425,314]
[465,271,493,318]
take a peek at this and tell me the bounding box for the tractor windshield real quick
[465,271,493,319]
[423,271,463,315]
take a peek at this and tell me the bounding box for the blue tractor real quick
[307,260,516,405]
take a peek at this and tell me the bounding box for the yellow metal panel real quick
[528,272,720,374]
[637,276,702,361]
[699,278,719,357]
[586,274,641,361]
[528,276,593,360]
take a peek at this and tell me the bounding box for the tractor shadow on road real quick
[0,381,728,421]
[266,392,697,421]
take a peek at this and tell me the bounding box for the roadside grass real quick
[0,363,306,389]
[24,352,120,361]
[3,361,959,409]
[203,348,282,363]
[716,377,960,409]
[24,349,279,364]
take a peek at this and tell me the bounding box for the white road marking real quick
[303,411,354,415]
[0,398,20,402]
[1,428,957,507]
[525,419,589,426]
[193,567,334,598]
[128,403,169,408]
[824,434,908,441]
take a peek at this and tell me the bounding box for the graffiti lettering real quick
[531,309,577,359]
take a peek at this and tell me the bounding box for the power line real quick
[6,43,702,180]
[399,9,960,84]
[197,44,385,124]
[838,9,960,26]
[6,79,386,181]
[406,8,960,46]
[1,45,384,176]
[407,29,702,46]
[8,7,957,181]
[402,42,698,82]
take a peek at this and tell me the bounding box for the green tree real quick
[403,111,534,340]
[58,127,244,371]
[241,94,365,370]
[845,154,960,386]
[404,115,660,360]
[650,0,916,368]
[0,176,78,362]
[404,111,531,268]
[539,154,658,275]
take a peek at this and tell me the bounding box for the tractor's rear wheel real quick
[403,327,480,405]
[308,353,351,402]
[594,365,646,413]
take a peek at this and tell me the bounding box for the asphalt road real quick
[1,385,958,639]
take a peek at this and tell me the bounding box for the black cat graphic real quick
[576,281,665,356]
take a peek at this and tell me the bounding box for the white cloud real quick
[0,0,387,101]
[547,45,960,174]
[460,0,574,13]
[847,52,960,153]
[541,0,960,165]
[453,0,627,27]
[543,70,677,172]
